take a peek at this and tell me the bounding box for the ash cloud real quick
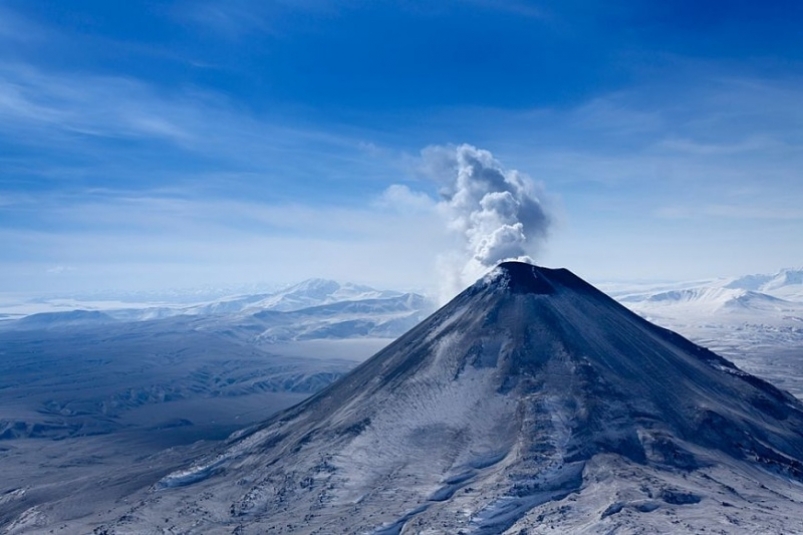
[424,144,551,270]
[382,144,553,301]
[414,144,553,299]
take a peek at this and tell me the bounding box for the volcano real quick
[97,262,803,534]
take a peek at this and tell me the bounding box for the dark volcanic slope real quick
[52,263,803,534]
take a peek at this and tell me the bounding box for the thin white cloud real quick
[376,184,436,214]
[181,3,275,38]
[565,93,665,136]
[0,190,451,293]
[657,204,803,221]
[656,136,784,156]
[46,265,75,274]
[0,63,194,144]
[705,204,803,220]
[0,60,389,192]
[175,0,342,38]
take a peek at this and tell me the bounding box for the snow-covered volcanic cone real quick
[94,262,803,534]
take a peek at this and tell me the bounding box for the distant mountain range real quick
[5,268,801,330]
[610,267,803,322]
[606,267,803,398]
[725,267,803,298]
[620,285,802,316]
[3,279,436,343]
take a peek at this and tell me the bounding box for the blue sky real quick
[1,0,802,295]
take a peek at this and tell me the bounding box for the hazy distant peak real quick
[279,278,341,296]
[13,309,117,330]
[257,278,406,313]
[723,273,774,291]
[725,267,803,292]
[764,267,803,290]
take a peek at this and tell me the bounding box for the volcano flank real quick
[92,262,803,534]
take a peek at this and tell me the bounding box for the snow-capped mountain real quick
[609,267,803,309]
[1,279,435,342]
[168,279,409,318]
[167,291,432,344]
[611,268,803,397]
[81,262,803,534]
[234,279,405,313]
[619,285,803,316]
[725,267,803,296]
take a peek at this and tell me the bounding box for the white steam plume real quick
[423,144,552,300]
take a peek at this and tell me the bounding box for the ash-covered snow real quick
[48,261,803,535]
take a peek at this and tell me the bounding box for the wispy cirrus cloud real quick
[656,136,786,156]
[471,72,803,190]
[0,63,195,144]
[175,0,342,38]
[0,188,450,293]
[0,60,396,201]
[656,204,803,221]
